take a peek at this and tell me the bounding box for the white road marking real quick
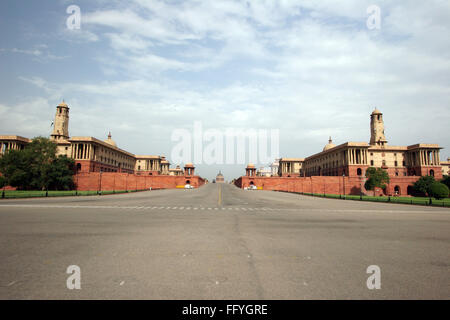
[0,204,443,214]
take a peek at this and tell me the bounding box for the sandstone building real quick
[301,109,443,179]
[216,171,225,183]
[1,101,193,178]
[236,109,447,196]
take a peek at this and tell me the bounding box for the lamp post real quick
[360,175,364,200]
[75,171,79,196]
[98,169,103,195]
[342,172,346,200]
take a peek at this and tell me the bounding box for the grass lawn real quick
[303,193,450,207]
[0,189,147,199]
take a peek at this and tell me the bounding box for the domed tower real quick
[370,108,387,147]
[51,101,70,141]
[216,171,225,183]
[323,137,336,152]
[184,163,195,176]
[246,163,256,177]
[104,132,117,147]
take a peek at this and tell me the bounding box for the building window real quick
[430,170,434,177]
[357,168,362,176]
[395,161,398,167]
[403,161,406,166]
[370,160,374,166]
[395,172,399,176]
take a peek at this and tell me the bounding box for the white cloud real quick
[1,0,449,179]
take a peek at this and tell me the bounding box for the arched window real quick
[394,186,400,195]
[357,168,362,176]
[430,170,434,177]
[76,163,82,172]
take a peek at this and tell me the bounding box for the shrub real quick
[441,175,450,189]
[413,175,435,197]
[430,182,449,200]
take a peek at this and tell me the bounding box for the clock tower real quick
[370,108,387,147]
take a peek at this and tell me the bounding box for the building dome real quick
[372,108,382,115]
[185,163,194,167]
[104,132,117,147]
[247,163,255,168]
[216,171,225,183]
[58,100,68,108]
[323,137,336,151]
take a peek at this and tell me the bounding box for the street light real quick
[98,169,103,195]
[360,175,364,200]
[342,172,346,200]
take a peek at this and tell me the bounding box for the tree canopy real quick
[430,182,449,200]
[364,167,390,191]
[0,137,75,190]
[0,175,6,189]
[441,175,450,190]
[412,175,435,197]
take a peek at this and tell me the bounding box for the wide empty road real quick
[0,183,449,299]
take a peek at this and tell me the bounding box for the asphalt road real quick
[0,183,449,299]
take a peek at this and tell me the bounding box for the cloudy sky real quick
[0,0,449,180]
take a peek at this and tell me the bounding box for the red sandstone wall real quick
[235,176,423,197]
[74,172,205,191]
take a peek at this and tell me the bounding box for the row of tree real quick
[364,167,449,199]
[0,137,75,191]
[412,175,450,199]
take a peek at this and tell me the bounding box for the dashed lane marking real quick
[0,204,439,214]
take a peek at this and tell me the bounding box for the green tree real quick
[412,175,435,197]
[47,156,75,190]
[0,149,32,189]
[430,182,449,200]
[0,137,75,190]
[441,175,450,190]
[364,167,390,191]
[0,175,6,189]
